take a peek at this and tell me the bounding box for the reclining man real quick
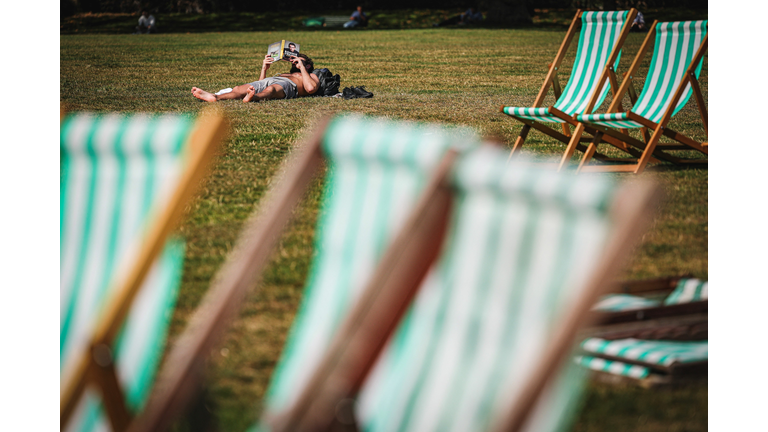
[191,53,319,102]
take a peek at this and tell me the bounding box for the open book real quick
[267,40,301,62]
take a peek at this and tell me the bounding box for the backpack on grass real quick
[312,68,341,96]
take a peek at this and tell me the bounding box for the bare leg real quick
[191,84,256,102]
[246,84,286,102]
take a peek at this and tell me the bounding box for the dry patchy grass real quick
[61,27,707,431]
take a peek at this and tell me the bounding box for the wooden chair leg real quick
[642,127,650,143]
[577,132,604,173]
[689,72,708,137]
[509,124,532,159]
[561,122,571,138]
[634,126,665,174]
[557,123,585,171]
[61,355,91,429]
[89,344,132,432]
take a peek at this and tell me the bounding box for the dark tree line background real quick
[61,0,706,22]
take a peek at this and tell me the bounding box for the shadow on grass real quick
[643,163,708,173]
[571,163,708,173]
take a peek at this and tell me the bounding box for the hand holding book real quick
[262,55,275,70]
[267,40,300,62]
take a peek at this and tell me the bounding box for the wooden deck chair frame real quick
[59,107,228,432]
[576,21,709,174]
[501,9,644,170]
[129,116,658,432]
[588,313,707,342]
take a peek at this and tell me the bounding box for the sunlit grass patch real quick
[61,26,707,431]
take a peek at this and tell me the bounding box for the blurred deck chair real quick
[577,278,708,387]
[575,338,707,387]
[500,9,638,170]
[575,20,708,174]
[60,108,227,432]
[347,148,657,432]
[128,115,481,432]
[257,149,658,430]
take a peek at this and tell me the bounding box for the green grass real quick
[574,382,708,432]
[61,24,707,431]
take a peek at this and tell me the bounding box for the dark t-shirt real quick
[351,11,367,22]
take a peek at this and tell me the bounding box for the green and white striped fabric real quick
[574,355,651,380]
[61,113,193,432]
[664,278,707,305]
[581,338,708,368]
[592,293,661,311]
[259,115,480,421]
[501,11,630,123]
[356,146,620,432]
[578,21,708,129]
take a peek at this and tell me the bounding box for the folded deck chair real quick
[592,277,708,339]
[576,338,707,387]
[60,108,228,432]
[128,115,481,432]
[575,20,708,174]
[256,146,658,431]
[586,277,708,341]
[591,276,708,326]
[500,9,637,170]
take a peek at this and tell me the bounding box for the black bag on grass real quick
[312,68,341,96]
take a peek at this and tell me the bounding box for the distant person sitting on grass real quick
[135,10,157,34]
[344,6,368,28]
[191,53,319,103]
[631,11,646,31]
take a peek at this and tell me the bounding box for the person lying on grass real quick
[191,53,319,102]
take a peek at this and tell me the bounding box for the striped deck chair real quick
[592,293,661,312]
[60,108,227,432]
[585,277,707,344]
[258,117,480,430]
[664,278,707,305]
[590,276,708,326]
[576,338,707,386]
[500,9,637,170]
[128,115,481,432]
[578,278,707,386]
[575,20,708,174]
[257,145,658,431]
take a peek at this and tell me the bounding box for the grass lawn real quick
[61,22,707,431]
